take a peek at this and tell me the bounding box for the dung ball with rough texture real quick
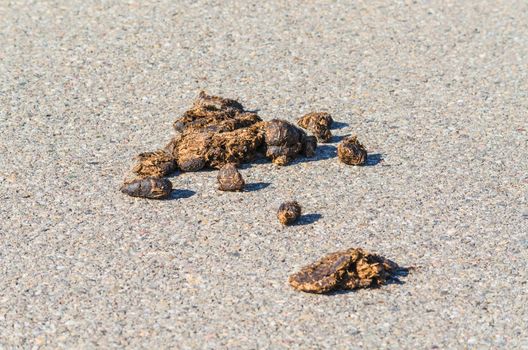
[120,177,173,199]
[173,131,210,172]
[277,201,302,225]
[217,163,245,191]
[263,120,308,165]
[297,112,333,143]
[288,248,399,294]
[337,136,367,165]
[132,150,176,178]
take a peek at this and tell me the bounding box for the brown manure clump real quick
[167,123,265,172]
[192,90,244,112]
[132,150,176,178]
[297,112,333,143]
[337,136,367,165]
[217,163,245,192]
[289,248,399,294]
[120,177,173,199]
[263,119,315,165]
[277,201,302,225]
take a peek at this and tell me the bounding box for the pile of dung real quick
[119,92,408,295]
[124,91,316,184]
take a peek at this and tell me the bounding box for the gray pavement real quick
[1,0,527,348]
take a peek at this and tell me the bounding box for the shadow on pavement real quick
[295,213,323,226]
[245,182,271,192]
[323,266,411,296]
[169,189,196,200]
[293,145,337,164]
[366,153,383,166]
[330,134,350,143]
[331,121,349,130]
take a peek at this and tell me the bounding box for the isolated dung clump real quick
[120,177,173,199]
[297,112,333,143]
[337,136,367,165]
[132,150,176,178]
[289,248,399,294]
[217,163,245,191]
[277,201,302,225]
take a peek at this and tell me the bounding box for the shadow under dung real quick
[168,189,196,200]
[244,108,260,114]
[294,213,322,226]
[331,121,349,130]
[366,153,383,166]
[245,182,271,192]
[293,145,337,164]
[322,265,411,296]
[330,134,350,143]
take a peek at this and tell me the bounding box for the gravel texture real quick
[1,1,527,349]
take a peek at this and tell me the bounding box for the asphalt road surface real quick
[1,1,527,348]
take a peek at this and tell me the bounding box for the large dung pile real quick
[125,91,316,184]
